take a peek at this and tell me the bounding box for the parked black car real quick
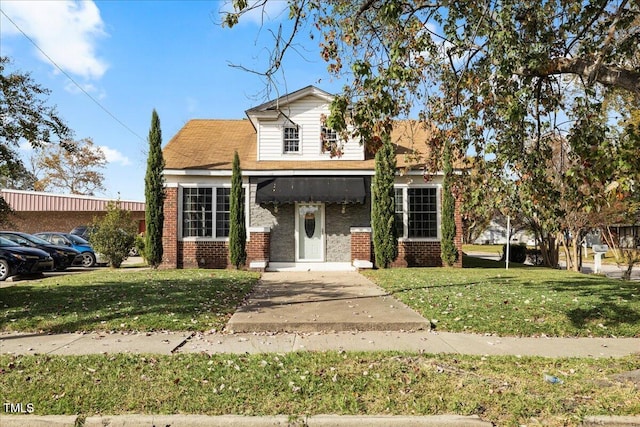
[0,231,82,271]
[0,236,54,281]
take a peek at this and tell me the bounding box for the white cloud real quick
[99,145,131,166]
[1,0,108,80]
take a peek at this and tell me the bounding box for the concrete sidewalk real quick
[2,330,639,358]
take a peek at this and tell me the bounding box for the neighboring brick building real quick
[1,189,145,235]
[162,85,463,271]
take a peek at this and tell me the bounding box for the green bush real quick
[91,201,137,268]
[500,243,527,263]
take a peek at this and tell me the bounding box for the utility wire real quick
[0,9,146,143]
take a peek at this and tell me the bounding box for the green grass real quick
[1,352,638,426]
[362,258,640,337]
[0,269,259,333]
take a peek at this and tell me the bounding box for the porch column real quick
[247,226,271,271]
[350,227,373,269]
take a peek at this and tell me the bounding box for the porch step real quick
[266,262,355,272]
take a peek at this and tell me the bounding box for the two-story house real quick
[161,86,462,270]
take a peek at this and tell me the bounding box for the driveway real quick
[226,271,430,333]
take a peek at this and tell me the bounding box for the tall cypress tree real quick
[372,134,398,268]
[229,151,246,268]
[441,141,458,266]
[144,109,165,268]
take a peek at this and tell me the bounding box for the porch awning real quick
[255,177,366,204]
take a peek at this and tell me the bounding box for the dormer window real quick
[283,125,300,153]
[321,126,337,147]
[321,125,343,157]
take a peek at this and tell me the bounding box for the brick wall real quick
[179,241,230,268]
[391,240,443,267]
[161,187,179,269]
[5,211,145,235]
[350,229,372,263]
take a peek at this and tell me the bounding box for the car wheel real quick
[0,259,10,281]
[81,252,96,268]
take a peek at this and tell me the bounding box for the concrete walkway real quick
[226,271,430,333]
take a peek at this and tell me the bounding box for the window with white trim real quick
[182,188,213,237]
[283,125,300,153]
[394,187,438,239]
[182,187,243,238]
[215,188,231,237]
[394,188,404,238]
[408,188,438,238]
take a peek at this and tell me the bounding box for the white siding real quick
[257,95,365,161]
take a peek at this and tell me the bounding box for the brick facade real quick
[160,184,464,270]
[350,228,372,263]
[6,210,145,235]
[392,240,443,267]
[161,187,179,269]
[179,241,230,268]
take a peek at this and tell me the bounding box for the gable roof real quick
[163,119,437,173]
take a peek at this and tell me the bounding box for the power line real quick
[0,9,146,143]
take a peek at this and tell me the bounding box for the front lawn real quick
[363,259,640,337]
[1,352,637,426]
[0,269,259,333]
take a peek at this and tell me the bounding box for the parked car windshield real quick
[17,233,53,246]
[0,237,18,247]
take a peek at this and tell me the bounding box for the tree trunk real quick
[623,263,633,281]
[540,234,559,268]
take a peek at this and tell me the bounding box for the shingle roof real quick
[163,119,438,172]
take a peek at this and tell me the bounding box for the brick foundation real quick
[392,240,443,267]
[179,240,230,268]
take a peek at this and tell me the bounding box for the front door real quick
[296,203,324,261]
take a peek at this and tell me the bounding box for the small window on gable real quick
[321,126,337,146]
[321,126,340,156]
[283,125,300,153]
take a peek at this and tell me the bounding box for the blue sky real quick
[1,0,344,201]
